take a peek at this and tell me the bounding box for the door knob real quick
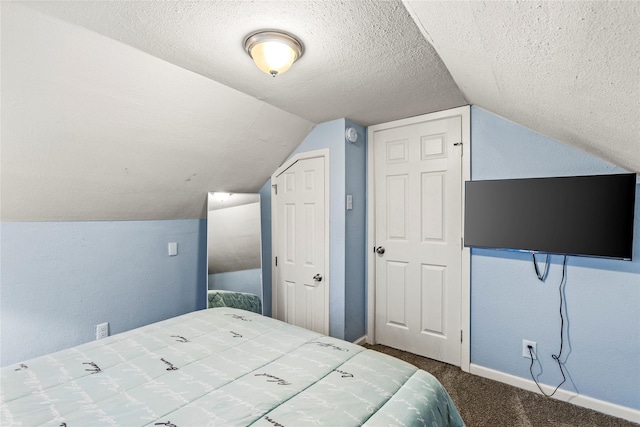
[375,246,385,255]
[313,274,323,282]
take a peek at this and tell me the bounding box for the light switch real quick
[168,242,178,256]
[346,195,353,211]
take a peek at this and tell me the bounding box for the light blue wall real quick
[260,119,367,341]
[344,119,367,342]
[470,106,640,409]
[208,268,262,297]
[0,219,207,366]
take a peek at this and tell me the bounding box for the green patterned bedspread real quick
[208,290,262,314]
[1,308,465,426]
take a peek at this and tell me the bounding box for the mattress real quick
[1,307,464,426]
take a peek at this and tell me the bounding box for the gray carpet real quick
[364,344,638,427]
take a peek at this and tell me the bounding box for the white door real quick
[272,151,329,335]
[372,114,463,365]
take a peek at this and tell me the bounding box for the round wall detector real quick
[345,127,358,143]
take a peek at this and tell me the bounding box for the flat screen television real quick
[464,173,636,260]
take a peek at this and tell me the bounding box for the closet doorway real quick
[271,149,330,335]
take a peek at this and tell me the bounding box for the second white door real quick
[272,151,329,335]
[373,113,464,366]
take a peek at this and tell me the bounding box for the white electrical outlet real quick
[96,322,109,340]
[522,340,537,359]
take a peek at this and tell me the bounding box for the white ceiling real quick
[405,0,640,174]
[13,0,467,126]
[1,1,638,222]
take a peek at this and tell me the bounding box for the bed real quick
[1,307,464,426]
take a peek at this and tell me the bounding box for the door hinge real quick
[454,142,463,156]
[275,256,278,266]
[272,184,278,195]
[460,330,463,343]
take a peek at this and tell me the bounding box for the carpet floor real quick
[364,344,638,427]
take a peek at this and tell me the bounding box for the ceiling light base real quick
[244,30,304,77]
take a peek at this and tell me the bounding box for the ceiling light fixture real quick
[244,30,304,77]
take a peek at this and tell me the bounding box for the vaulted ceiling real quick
[1,1,638,221]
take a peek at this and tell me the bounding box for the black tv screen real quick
[464,173,636,260]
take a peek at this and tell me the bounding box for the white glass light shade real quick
[250,42,297,76]
[244,31,304,77]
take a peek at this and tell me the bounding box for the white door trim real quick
[271,148,331,334]
[366,106,471,372]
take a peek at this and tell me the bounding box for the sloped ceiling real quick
[15,0,466,126]
[1,1,638,222]
[1,2,315,221]
[405,1,640,174]
[1,0,465,221]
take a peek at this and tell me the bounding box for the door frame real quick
[271,148,331,334]
[366,106,471,372]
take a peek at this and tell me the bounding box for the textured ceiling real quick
[1,1,638,222]
[1,2,314,221]
[405,0,640,173]
[17,0,466,126]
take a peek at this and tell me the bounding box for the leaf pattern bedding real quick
[207,290,262,314]
[1,307,465,426]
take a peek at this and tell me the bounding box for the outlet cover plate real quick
[96,322,109,340]
[522,340,537,359]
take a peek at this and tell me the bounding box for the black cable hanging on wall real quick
[528,254,568,397]
[532,253,550,281]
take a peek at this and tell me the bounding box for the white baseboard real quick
[353,335,367,345]
[470,364,640,424]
